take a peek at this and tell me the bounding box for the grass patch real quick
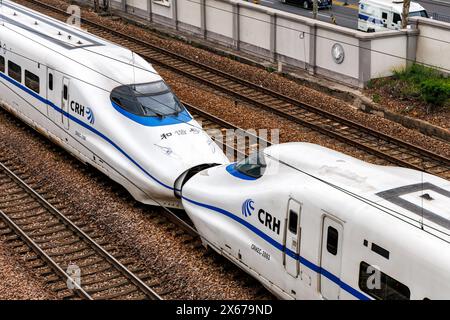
[389,64,450,112]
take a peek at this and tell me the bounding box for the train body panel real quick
[182,142,450,299]
[0,0,228,208]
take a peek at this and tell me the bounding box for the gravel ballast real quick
[0,237,57,299]
[0,110,272,300]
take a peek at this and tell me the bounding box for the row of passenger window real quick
[0,56,40,94]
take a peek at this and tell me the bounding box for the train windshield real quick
[235,151,267,179]
[409,10,428,18]
[110,81,185,117]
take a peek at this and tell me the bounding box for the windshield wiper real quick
[141,104,165,119]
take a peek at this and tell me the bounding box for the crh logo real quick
[71,101,95,125]
[242,199,255,217]
[86,107,95,125]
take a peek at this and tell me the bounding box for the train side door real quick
[320,216,344,300]
[46,68,56,118]
[283,198,302,277]
[61,77,70,130]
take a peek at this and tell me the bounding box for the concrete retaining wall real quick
[105,0,450,87]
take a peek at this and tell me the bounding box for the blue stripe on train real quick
[0,71,175,190]
[182,195,371,300]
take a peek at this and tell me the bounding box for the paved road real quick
[257,0,450,30]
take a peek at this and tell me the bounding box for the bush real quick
[393,64,441,84]
[420,79,450,107]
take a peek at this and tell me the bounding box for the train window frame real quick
[326,226,339,255]
[25,70,40,94]
[8,60,22,83]
[288,210,298,234]
[358,261,411,300]
[49,73,53,91]
[0,56,5,73]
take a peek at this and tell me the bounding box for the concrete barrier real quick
[412,17,450,74]
[107,0,449,87]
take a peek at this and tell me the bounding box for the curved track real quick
[17,0,450,180]
[0,158,161,300]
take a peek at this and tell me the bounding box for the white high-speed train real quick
[0,0,228,208]
[181,143,450,300]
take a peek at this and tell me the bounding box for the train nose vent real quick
[420,193,434,201]
[174,163,220,199]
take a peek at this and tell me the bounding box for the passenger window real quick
[49,74,53,91]
[326,226,338,255]
[0,56,4,73]
[8,60,22,83]
[393,13,401,24]
[382,12,388,20]
[25,70,40,94]
[63,85,68,100]
[288,210,298,234]
[359,261,411,300]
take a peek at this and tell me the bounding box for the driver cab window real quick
[393,13,401,24]
[110,81,185,117]
[235,151,267,179]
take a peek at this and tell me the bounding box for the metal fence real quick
[431,12,450,23]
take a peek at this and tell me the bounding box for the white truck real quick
[358,0,428,32]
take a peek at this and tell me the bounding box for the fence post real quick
[358,39,371,88]
[233,3,240,50]
[308,24,316,74]
[172,0,178,30]
[270,13,277,63]
[201,0,206,39]
[148,0,152,22]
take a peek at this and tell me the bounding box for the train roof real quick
[265,142,450,242]
[0,0,161,87]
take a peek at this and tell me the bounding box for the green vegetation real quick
[372,93,381,103]
[391,64,450,112]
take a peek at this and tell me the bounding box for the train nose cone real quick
[152,130,229,189]
[160,132,229,170]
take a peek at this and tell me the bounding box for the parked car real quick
[280,0,333,10]
[358,0,428,32]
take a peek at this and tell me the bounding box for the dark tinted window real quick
[25,70,40,94]
[326,226,338,255]
[359,262,410,300]
[382,12,387,19]
[410,10,428,18]
[0,56,4,73]
[8,60,21,83]
[288,210,298,234]
[110,81,185,117]
[63,85,68,100]
[393,13,401,24]
[49,73,53,91]
[371,243,390,259]
[235,151,267,179]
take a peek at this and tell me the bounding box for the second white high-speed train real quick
[182,143,450,300]
[0,0,228,208]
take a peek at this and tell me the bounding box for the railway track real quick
[17,0,450,180]
[0,106,274,299]
[187,103,272,160]
[0,157,162,300]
